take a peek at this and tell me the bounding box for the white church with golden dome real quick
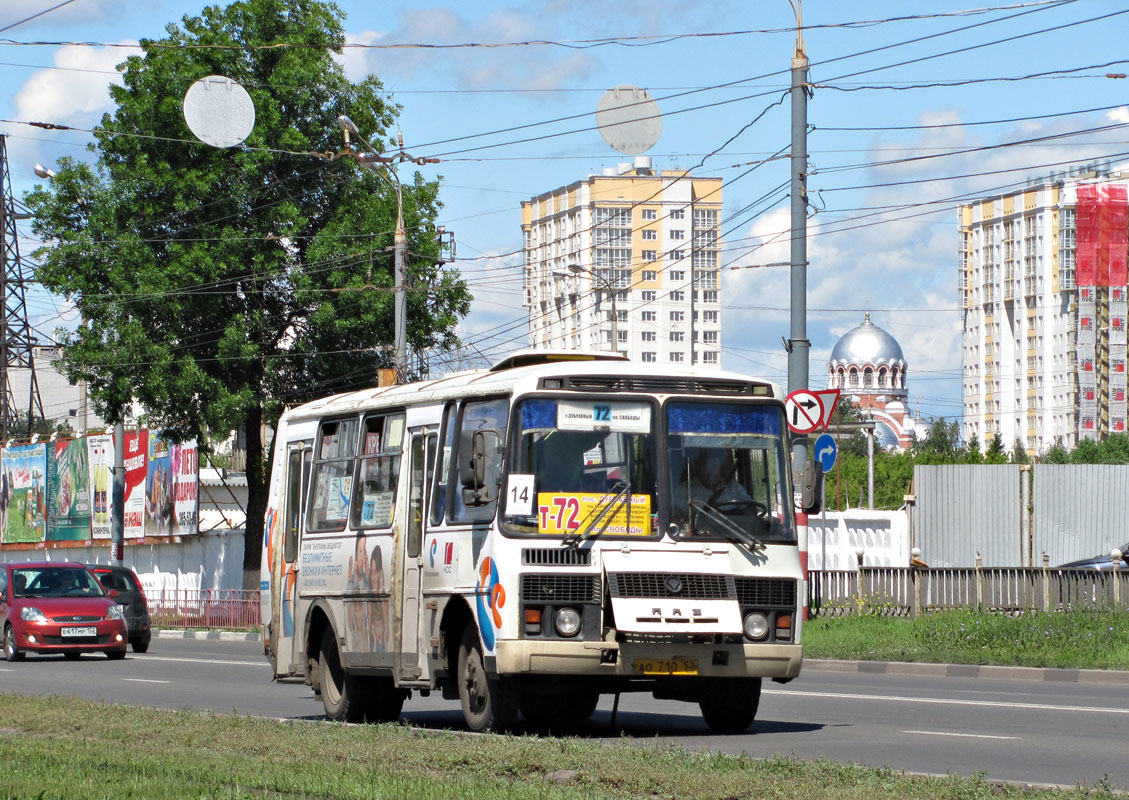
[826,313,919,449]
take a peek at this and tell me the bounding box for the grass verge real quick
[803,608,1129,669]
[0,693,1122,799]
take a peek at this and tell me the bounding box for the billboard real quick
[1,443,49,544]
[0,429,200,547]
[51,437,91,541]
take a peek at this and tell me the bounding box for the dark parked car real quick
[1058,542,1129,570]
[86,564,151,653]
[1,562,128,661]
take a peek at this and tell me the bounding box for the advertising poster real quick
[122,429,148,539]
[86,434,114,540]
[145,435,174,537]
[50,438,92,541]
[170,439,198,535]
[1,443,49,544]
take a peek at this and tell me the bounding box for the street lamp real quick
[337,115,408,380]
[567,263,618,353]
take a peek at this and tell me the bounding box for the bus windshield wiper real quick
[562,480,630,548]
[688,498,766,554]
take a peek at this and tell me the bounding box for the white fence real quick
[810,566,1129,616]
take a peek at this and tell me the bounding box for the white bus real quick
[260,351,820,732]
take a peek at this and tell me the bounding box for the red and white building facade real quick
[959,161,1129,454]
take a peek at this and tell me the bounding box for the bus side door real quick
[399,429,435,679]
[277,442,310,675]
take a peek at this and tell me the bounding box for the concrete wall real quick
[807,509,909,570]
[0,529,248,593]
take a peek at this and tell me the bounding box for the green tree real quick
[985,433,1007,464]
[1010,437,1030,464]
[915,417,962,459]
[1040,439,1070,463]
[26,0,470,578]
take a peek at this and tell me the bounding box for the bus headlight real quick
[743,612,769,641]
[553,607,582,637]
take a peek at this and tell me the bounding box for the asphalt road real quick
[1,636,1126,790]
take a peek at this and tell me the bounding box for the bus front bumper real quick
[493,639,802,680]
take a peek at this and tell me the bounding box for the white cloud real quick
[1109,106,1129,124]
[336,29,385,83]
[14,44,138,126]
[344,8,598,93]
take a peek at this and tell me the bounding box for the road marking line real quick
[903,729,1019,740]
[122,678,170,684]
[767,688,1128,716]
[135,656,265,667]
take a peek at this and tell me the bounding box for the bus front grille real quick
[521,574,601,604]
[522,548,591,566]
[607,572,735,600]
[734,577,796,607]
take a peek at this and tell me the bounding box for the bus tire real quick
[319,628,365,723]
[457,626,517,732]
[698,677,761,733]
[361,677,405,724]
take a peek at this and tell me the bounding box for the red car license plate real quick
[61,626,97,637]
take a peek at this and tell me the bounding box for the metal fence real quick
[147,588,261,630]
[809,567,1129,616]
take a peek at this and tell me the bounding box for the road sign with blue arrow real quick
[814,432,837,473]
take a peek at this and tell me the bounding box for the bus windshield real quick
[504,397,659,538]
[667,400,795,544]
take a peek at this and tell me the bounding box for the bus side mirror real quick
[799,461,823,515]
[459,429,498,506]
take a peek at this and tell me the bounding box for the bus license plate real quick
[61,626,97,637]
[633,658,698,676]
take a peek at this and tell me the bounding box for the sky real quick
[2,0,1128,424]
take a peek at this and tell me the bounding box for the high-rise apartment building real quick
[958,160,1128,454]
[521,157,723,366]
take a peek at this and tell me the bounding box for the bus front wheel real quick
[458,626,517,732]
[698,677,762,732]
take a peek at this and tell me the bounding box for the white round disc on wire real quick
[183,75,255,148]
[596,84,662,155]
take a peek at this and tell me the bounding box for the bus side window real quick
[283,447,305,563]
[430,403,457,525]
[350,413,404,530]
[307,417,359,533]
[449,398,508,524]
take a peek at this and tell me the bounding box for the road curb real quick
[155,629,261,642]
[805,658,1129,685]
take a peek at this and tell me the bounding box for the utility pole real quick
[336,117,438,383]
[787,3,810,401]
[0,134,44,440]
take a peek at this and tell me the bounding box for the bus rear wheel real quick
[319,628,365,723]
[360,677,405,723]
[458,626,517,732]
[698,677,762,733]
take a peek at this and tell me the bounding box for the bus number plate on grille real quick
[633,658,698,675]
[61,626,97,637]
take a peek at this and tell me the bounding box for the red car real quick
[1,562,128,661]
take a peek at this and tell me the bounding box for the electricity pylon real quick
[0,134,44,440]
